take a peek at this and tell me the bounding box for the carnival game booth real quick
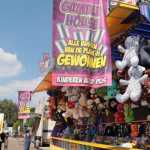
[34,1,150,150]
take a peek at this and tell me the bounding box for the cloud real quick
[0,76,49,106]
[0,48,23,77]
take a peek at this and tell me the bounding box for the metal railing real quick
[49,137,142,150]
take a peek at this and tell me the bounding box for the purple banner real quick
[18,91,31,119]
[52,0,112,88]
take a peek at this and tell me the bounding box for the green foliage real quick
[30,107,35,113]
[0,99,18,126]
[24,119,34,127]
[13,120,22,130]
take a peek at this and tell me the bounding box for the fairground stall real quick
[34,0,150,149]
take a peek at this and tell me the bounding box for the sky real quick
[0,0,53,105]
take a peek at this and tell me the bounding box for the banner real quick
[18,91,31,119]
[0,114,4,133]
[52,0,112,88]
[39,53,50,74]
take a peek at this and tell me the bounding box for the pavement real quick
[4,137,50,150]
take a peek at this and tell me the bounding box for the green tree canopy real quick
[0,99,18,126]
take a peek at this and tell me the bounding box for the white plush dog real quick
[116,36,140,70]
[116,65,148,103]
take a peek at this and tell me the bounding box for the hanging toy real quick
[48,97,56,119]
[130,123,139,138]
[124,104,135,123]
[114,103,125,123]
[116,65,148,103]
[115,35,140,70]
[107,80,118,99]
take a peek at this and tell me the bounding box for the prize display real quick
[45,32,150,149]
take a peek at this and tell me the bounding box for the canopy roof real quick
[34,2,138,93]
[108,2,138,40]
[33,71,53,93]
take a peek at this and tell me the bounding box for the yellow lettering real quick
[79,55,87,67]
[57,54,65,65]
[65,55,72,65]
[75,47,82,53]
[68,40,80,46]
[101,56,106,67]
[64,47,74,53]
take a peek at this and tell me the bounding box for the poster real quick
[0,113,4,133]
[52,0,112,88]
[18,91,31,119]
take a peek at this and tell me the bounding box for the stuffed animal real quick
[48,97,56,119]
[58,98,66,111]
[114,104,125,123]
[131,123,139,138]
[124,104,135,123]
[116,65,148,103]
[107,80,118,99]
[86,97,103,111]
[115,35,140,70]
[79,93,87,107]
[87,99,93,109]
[78,106,90,118]
[109,99,117,113]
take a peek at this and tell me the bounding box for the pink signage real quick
[18,91,31,119]
[52,0,112,88]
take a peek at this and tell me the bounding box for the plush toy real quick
[78,106,89,118]
[124,104,135,123]
[114,104,125,123]
[67,101,76,109]
[72,104,80,120]
[109,99,118,113]
[62,107,73,119]
[72,87,80,95]
[48,97,56,119]
[58,98,66,111]
[115,35,140,70]
[128,65,146,79]
[116,65,148,103]
[79,93,87,107]
[87,99,94,110]
[107,80,118,99]
[90,88,96,95]
[86,97,103,111]
[131,123,139,138]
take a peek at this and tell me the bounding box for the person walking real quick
[4,133,9,150]
[0,132,6,150]
[0,136,2,150]
[24,130,31,150]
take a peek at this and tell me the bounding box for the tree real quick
[13,120,22,130]
[0,99,18,126]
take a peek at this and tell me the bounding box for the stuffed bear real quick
[116,65,148,103]
[79,93,87,107]
[115,35,140,70]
